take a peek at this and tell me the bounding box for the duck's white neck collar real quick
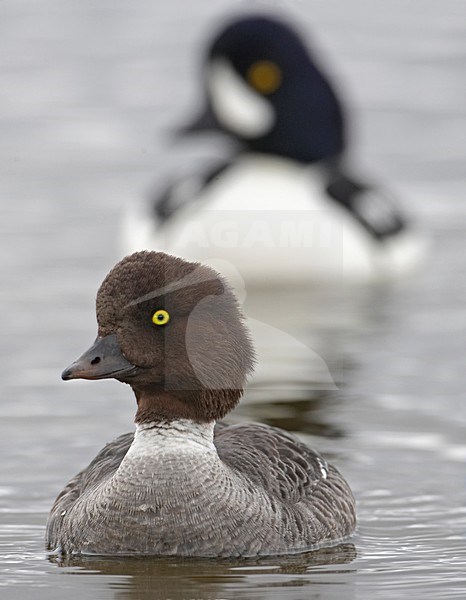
[134,419,216,449]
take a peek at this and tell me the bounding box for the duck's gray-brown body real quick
[46,421,355,557]
[47,251,356,557]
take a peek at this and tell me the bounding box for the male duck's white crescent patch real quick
[208,58,275,138]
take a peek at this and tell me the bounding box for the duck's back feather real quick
[48,423,329,516]
[46,423,355,555]
[214,422,328,503]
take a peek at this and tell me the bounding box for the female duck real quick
[46,251,356,557]
[123,15,426,285]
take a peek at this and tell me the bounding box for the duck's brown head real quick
[62,251,255,423]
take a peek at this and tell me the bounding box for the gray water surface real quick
[1,1,466,599]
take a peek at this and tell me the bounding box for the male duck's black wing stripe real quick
[214,422,328,504]
[326,170,406,241]
[46,432,134,549]
[153,161,232,224]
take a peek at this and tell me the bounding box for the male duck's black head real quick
[62,251,255,424]
[186,14,346,163]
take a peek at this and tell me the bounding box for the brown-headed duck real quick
[46,251,356,557]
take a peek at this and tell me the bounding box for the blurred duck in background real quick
[123,14,427,287]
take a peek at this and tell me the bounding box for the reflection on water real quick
[242,282,393,395]
[237,394,346,439]
[49,544,357,600]
[1,0,466,598]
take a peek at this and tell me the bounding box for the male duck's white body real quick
[46,251,356,557]
[122,15,426,286]
[124,153,426,285]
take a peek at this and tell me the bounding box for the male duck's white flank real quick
[46,251,356,557]
[123,14,426,285]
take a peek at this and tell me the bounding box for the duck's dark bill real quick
[61,334,137,381]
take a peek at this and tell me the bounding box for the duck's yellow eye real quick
[151,309,170,326]
[246,60,282,95]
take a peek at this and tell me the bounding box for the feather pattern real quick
[46,422,355,557]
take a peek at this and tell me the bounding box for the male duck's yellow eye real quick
[151,309,170,326]
[246,60,282,95]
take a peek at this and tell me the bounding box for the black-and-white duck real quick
[123,15,426,285]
